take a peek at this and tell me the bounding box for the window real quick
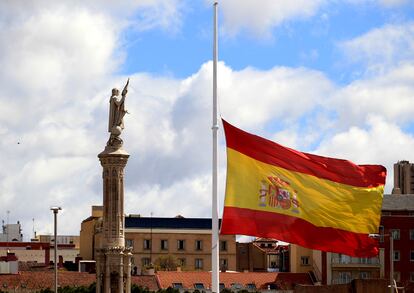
[161,239,168,250]
[410,250,414,261]
[359,272,369,279]
[195,240,203,251]
[339,272,351,284]
[172,283,183,289]
[126,239,134,248]
[220,258,228,270]
[379,225,385,243]
[220,240,227,251]
[410,230,414,240]
[390,229,400,240]
[195,258,203,270]
[393,250,400,261]
[177,240,185,250]
[178,258,186,267]
[143,239,151,250]
[142,257,151,266]
[301,256,310,266]
[410,272,414,282]
[246,283,256,291]
[194,283,205,290]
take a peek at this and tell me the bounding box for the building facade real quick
[237,238,288,272]
[0,222,23,242]
[80,209,237,273]
[392,160,414,194]
[380,194,414,291]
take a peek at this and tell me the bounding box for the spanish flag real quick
[220,120,386,257]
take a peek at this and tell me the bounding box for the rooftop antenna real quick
[32,218,35,239]
[6,210,10,243]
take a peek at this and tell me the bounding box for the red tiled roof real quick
[0,271,159,290]
[157,271,311,290]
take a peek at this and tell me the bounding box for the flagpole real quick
[212,1,219,293]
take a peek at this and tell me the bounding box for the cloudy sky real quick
[1,0,414,239]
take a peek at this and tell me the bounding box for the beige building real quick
[80,207,236,272]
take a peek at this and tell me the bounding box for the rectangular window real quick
[161,239,168,250]
[246,283,256,291]
[359,272,369,279]
[126,239,134,248]
[220,240,227,251]
[194,283,205,289]
[172,283,183,289]
[394,250,400,261]
[410,230,414,240]
[195,258,203,270]
[410,250,414,261]
[195,240,203,251]
[339,272,351,284]
[390,229,400,240]
[143,239,151,250]
[379,225,385,243]
[410,272,414,282]
[142,257,151,266]
[220,258,228,270]
[301,256,310,266]
[177,240,185,250]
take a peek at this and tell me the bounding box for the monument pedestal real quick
[96,146,132,293]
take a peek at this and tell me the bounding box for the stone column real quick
[96,146,131,293]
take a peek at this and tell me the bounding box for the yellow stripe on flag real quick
[225,148,384,234]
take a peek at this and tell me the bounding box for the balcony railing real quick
[331,257,380,265]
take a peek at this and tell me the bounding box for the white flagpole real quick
[212,1,220,293]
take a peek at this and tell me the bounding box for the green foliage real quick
[220,289,233,293]
[154,255,178,271]
[37,289,54,293]
[132,284,152,293]
[156,287,180,293]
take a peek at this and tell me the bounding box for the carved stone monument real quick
[96,79,132,293]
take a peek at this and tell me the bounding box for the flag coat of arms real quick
[220,120,386,257]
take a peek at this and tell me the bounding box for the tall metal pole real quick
[390,233,394,293]
[51,207,61,293]
[212,1,220,293]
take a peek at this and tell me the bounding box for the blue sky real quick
[1,0,414,237]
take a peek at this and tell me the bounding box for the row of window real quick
[172,282,256,290]
[378,227,414,241]
[392,250,414,261]
[126,239,228,251]
[140,257,228,270]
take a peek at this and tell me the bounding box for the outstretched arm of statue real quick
[122,78,129,98]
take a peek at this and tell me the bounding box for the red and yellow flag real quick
[220,120,386,257]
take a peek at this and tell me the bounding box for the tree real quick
[154,255,178,271]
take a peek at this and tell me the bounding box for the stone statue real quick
[107,79,129,147]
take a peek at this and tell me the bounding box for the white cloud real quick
[340,22,414,74]
[316,116,414,192]
[217,0,326,38]
[331,63,414,128]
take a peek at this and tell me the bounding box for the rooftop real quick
[156,271,312,290]
[382,194,414,211]
[125,216,221,230]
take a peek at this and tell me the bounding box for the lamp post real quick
[50,207,62,293]
[369,233,394,293]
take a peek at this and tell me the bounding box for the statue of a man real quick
[107,79,129,147]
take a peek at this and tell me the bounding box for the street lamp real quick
[50,207,62,293]
[369,233,395,293]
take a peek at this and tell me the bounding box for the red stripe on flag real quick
[222,119,386,188]
[220,206,379,257]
